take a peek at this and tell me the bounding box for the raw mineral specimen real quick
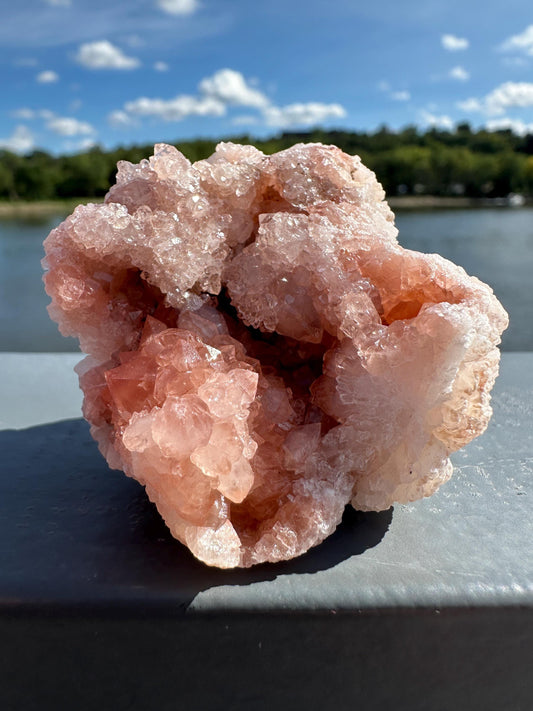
[43,142,508,568]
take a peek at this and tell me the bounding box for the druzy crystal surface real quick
[43,142,508,568]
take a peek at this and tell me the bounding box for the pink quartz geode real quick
[43,142,508,568]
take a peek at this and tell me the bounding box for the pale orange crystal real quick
[43,142,508,568]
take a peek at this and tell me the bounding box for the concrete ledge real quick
[1,353,532,710]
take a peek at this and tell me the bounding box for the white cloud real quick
[486,117,533,136]
[1,0,224,50]
[420,110,454,130]
[455,81,533,116]
[441,34,469,51]
[36,70,59,83]
[391,90,410,101]
[449,65,469,81]
[232,115,259,126]
[500,25,533,56]
[121,69,268,123]
[43,0,71,5]
[46,116,95,136]
[125,95,225,120]
[264,102,346,127]
[108,110,137,127]
[11,108,58,120]
[125,35,145,48]
[378,81,410,102]
[0,125,34,154]
[199,69,269,109]
[14,57,38,67]
[116,68,347,130]
[6,109,96,143]
[502,56,528,68]
[456,97,483,112]
[78,138,96,150]
[485,81,533,115]
[154,61,169,72]
[60,137,98,154]
[75,41,140,70]
[157,0,198,15]
[66,137,97,152]
[11,108,36,120]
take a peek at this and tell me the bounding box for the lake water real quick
[0,207,531,352]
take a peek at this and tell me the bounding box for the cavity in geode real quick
[43,142,508,568]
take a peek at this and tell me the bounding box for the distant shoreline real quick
[389,196,478,209]
[0,195,530,219]
[388,195,531,209]
[0,198,103,219]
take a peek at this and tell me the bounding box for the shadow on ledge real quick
[0,418,392,609]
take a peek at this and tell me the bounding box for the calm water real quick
[0,214,77,352]
[0,207,531,351]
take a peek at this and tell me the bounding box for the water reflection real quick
[0,207,531,351]
[0,214,78,351]
[395,208,533,350]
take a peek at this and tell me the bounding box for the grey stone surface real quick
[0,352,531,612]
[1,352,531,711]
[0,352,82,429]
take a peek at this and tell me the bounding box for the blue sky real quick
[2,0,533,154]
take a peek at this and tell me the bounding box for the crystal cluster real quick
[43,142,508,568]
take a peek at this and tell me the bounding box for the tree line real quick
[2,123,533,201]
